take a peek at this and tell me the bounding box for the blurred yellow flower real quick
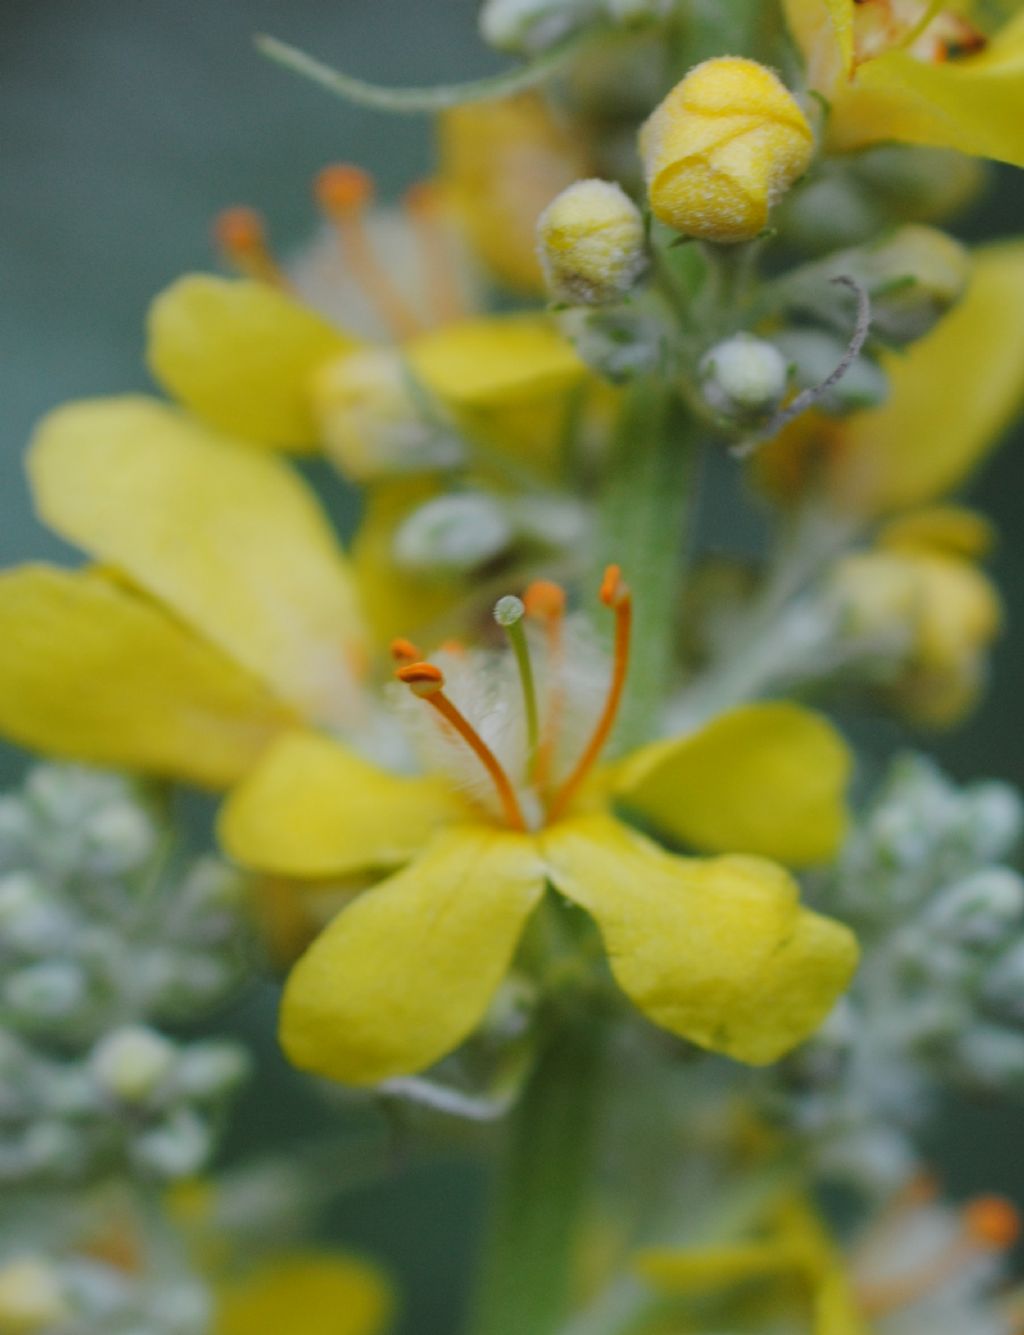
[438,92,590,293]
[147,164,589,476]
[834,504,1002,725]
[640,58,814,243]
[221,569,857,1087]
[216,1253,392,1335]
[784,0,1024,165]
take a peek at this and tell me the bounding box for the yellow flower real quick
[636,1180,1021,1333]
[784,0,1024,166]
[220,569,858,1087]
[640,58,814,243]
[438,93,590,293]
[146,165,589,476]
[0,396,368,787]
[760,240,1024,515]
[215,1253,392,1335]
[833,504,1002,725]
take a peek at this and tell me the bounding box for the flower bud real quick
[393,493,513,574]
[90,1026,176,1105]
[479,0,594,54]
[699,333,789,422]
[844,225,970,344]
[558,307,665,381]
[133,1107,212,1179]
[537,179,647,305]
[0,1258,68,1332]
[926,868,1024,946]
[314,348,464,482]
[4,962,86,1023]
[640,58,814,243]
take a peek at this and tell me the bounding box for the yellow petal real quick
[878,505,995,559]
[409,315,584,410]
[29,396,365,728]
[219,730,465,878]
[216,1253,392,1335]
[438,94,588,293]
[543,815,858,1065]
[830,241,1024,513]
[280,825,546,1084]
[615,703,851,867]
[147,274,355,449]
[829,12,1024,165]
[0,566,291,787]
[782,0,855,89]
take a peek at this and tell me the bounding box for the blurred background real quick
[3,3,1024,1328]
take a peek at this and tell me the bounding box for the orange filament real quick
[857,1193,1021,1318]
[396,662,527,831]
[404,180,466,326]
[390,637,423,663]
[547,567,632,823]
[524,580,567,791]
[213,206,287,286]
[315,163,423,341]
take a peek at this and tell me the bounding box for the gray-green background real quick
[3,3,1024,1328]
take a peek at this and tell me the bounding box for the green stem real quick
[597,378,698,750]
[468,1013,606,1335]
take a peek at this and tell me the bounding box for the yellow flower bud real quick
[640,57,814,244]
[0,1258,68,1333]
[537,179,648,305]
[833,517,1002,727]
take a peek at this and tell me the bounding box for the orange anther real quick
[315,163,374,215]
[212,206,286,287]
[396,661,445,697]
[524,580,567,621]
[213,205,267,255]
[965,1196,1021,1250]
[390,637,422,663]
[438,638,467,657]
[600,564,630,609]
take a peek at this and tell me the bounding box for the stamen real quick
[390,637,423,663]
[857,1193,1021,1318]
[213,207,287,287]
[404,180,467,326]
[524,580,567,791]
[494,596,540,772]
[315,164,423,341]
[396,662,527,831]
[547,567,632,823]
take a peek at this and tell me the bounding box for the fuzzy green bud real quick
[393,493,512,574]
[700,333,789,422]
[538,179,647,305]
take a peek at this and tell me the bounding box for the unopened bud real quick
[954,1024,1024,1088]
[558,306,665,381]
[538,179,647,305]
[640,58,813,243]
[133,1107,212,1179]
[85,801,156,874]
[0,1258,68,1332]
[314,348,464,482]
[850,226,970,344]
[91,1026,176,1104]
[4,962,86,1023]
[700,333,789,422]
[172,1042,250,1099]
[926,868,1024,946]
[479,0,594,54]
[393,493,513,574]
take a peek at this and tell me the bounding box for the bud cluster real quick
[0,764,253,1186]
[771,756,1024,1190]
